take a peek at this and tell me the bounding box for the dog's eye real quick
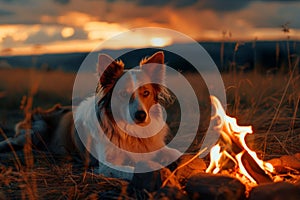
[143,90,150,97]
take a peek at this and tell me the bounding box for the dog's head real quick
[96,51,171,127]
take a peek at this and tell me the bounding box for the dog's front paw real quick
[96,163,134,181]
[154,147,182,166]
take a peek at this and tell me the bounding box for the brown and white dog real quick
[3,51,180,180]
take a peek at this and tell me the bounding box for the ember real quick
[205,96,274,185]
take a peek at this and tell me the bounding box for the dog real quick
[74,51,181,179]
[0,51,181,180]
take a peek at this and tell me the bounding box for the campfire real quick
[205,96,275,185]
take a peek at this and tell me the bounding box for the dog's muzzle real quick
[134,110,147,123]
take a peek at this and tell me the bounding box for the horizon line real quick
[1,39,299,57]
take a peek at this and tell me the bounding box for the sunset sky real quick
[1,0,300,55]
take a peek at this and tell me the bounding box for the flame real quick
[206,144,222,174]
[205,96,274,184]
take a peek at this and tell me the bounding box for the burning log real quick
[175,154,206,185]
[240,152,272,184]
[267,154,300,173]
[218,123,273,184]
[206,96,274,185]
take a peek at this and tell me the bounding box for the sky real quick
[1,0,300,55]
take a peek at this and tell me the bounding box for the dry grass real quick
[0,68,75,109]
[176,68,300,156]
[0,68,75,128]
[0,155,130,199]
[0,65,300,198]
[221,69,300,159]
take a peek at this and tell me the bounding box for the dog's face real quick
[97,52,165,127]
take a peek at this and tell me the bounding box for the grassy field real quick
[0,67,299,198]
[1,67,299,154]
[0,68,75,129]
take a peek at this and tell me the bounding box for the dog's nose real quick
[134,110,147,123]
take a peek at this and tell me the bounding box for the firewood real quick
[241,152,273,184]
[185,173,246,200]
[248,182,300,200]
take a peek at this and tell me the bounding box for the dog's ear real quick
[141,51,165,83]
[97,54,124,88]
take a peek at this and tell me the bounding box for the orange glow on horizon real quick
[150,37,172,47]
[84,21,127,40]
[1,22,300,56]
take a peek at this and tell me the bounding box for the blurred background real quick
[1,0,300,55]
[0,0,300,155]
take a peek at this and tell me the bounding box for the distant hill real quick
[0,41,299,73]
[0,52,89,72]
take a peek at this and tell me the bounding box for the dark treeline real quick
[0,41,299,74]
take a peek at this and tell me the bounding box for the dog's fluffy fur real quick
[12,51,180,180]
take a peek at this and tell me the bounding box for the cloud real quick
[24,26,88,44]
[25,30,61,44]
[0,0,108,25]
[226,1,300,29]
[174,0,197,7]
[0,0,22,3]
[196,0,250,11]
[1,0,299,28]
[53,0,71,4]
[1,36,16,47]
[108,0,247,10]
[0,0,32,5]
[104,0,300,12]
[135,0,197,7]
[1,0,300,55]
[136,0,170,6]
[0,9,13,16]
[262,0,300,2]
[0,24,88,49]
[104,0,248,11]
